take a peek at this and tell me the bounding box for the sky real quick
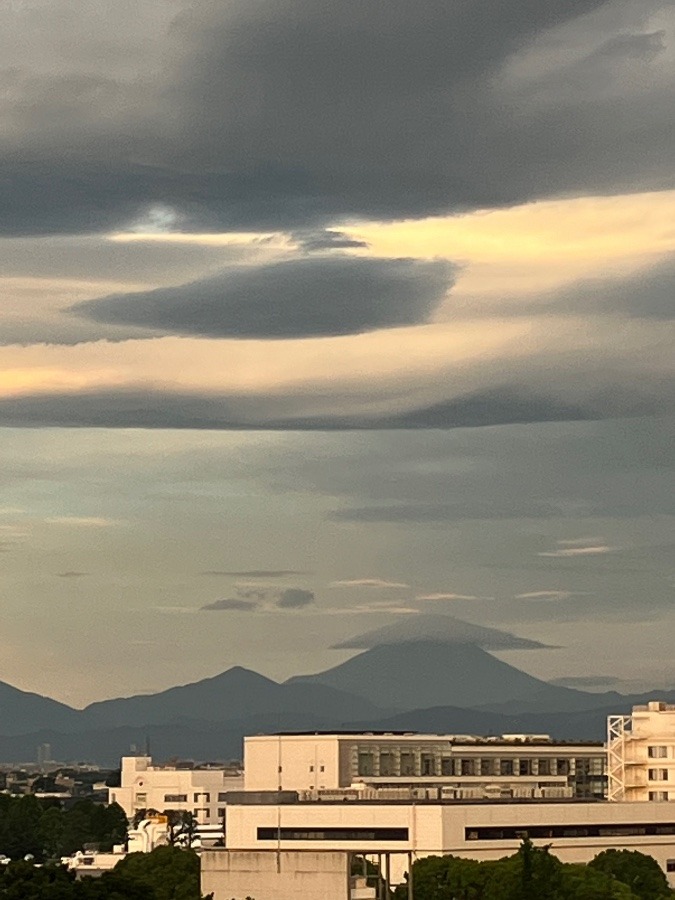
[0,0,673,707]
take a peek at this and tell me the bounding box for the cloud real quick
[276,588,315,609]
[200,570,308,577]
[0,1,673,235]
[538,540,617,558]
[2,373,673,432]
[200,598,258,612]
[44,516,119,527]
[416,592,481,601]
[55,571,89,579]
[329,579,410,589]
[333,614,557,650]
[70,256,455,339]
[293,230,370,252]
[515,590,577,600]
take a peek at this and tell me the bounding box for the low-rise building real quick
[244,732,606,800]
[203,796,675,898]
[109,756,243,825]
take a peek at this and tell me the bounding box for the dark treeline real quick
[0,846,207,899]
[0,795,128,861]
[395,842,673,900]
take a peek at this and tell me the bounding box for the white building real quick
[609,701,675,802]
[109,756,243,825]
[203,797,675,898]
[244,732,606,800]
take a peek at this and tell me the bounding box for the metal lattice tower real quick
[607,714,633,802]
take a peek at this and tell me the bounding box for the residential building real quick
[609,701,675,802]
[244,732,606,800]
[109,756,243,825]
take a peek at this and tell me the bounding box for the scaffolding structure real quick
[607,714,633,802]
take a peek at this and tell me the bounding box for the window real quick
[217,808,225,817]
[519,759,532,776]
[500,760,514,776]
[441,757,454,776]
[649,769,669,781]
[400,752,415,776]
[380,753,396,777]
[309,765,314,772]
[164,794,188,803]
[649,746,668,759]
[194,793,200,802]
[466,823,675,841]
[667,861,675,873]
[357,752,374,777]
[480,759,495,777]
[320,766,325,773]
[218,793,229,802]
[460,759,475,776]
[538,759,551,776]
[257,827,408,842]
[421,754,437,776]
[556,759,570,776]
[135,793,147,804]
[649,792,669,802]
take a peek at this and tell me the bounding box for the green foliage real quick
[589,849,672,899]
[0,796,128,861]
[395,840,670,900]
[112,846,201,900]
[0,848,209,899]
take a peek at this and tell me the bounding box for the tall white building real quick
[244,732,606,800]
[609,702,675,802]
[109,756,243,825]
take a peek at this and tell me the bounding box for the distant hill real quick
[1,638,673,765]
[0,680,80,736]
[80,665,388,729]
[287,641,590,712]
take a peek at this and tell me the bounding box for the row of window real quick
[162,792,213,803]
[648,746,670,759]
[466,823,675,841]
[649,769,670,781]
[356,752,603,778]
[257,827,409,842]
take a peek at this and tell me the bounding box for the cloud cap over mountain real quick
[332,614,557,651]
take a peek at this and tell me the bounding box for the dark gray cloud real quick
[293,230,370,252]
[333,614,556,650]
[201,570,309,577]
[1,379,671,430]
[70,256,455,339]
[56,571,89,578]
[277,588,315,609]
[200,597,258,611]
[0,1,672,234]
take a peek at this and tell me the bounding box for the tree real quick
[163,811,198,849]
[112,846,203,900]
[589,849,671,899]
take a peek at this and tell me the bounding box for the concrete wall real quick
[201,850,350,900]
[244,736,342,792]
